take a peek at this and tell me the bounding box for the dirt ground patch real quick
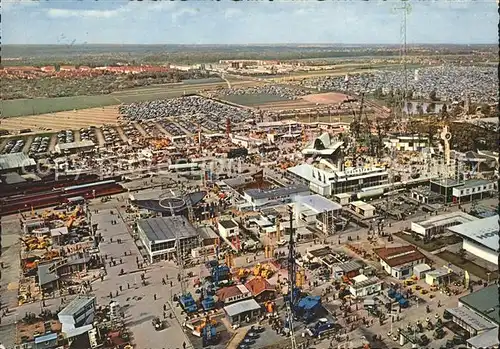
[256,100,319,111]
[437,250,498,281]
[0,106,119,133]
[395,232,463,252]
[301,92,349,104]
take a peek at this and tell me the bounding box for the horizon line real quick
[3,43,497,46]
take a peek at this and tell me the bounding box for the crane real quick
[168,202,187,296]
[165,201,197,313]
[350,82,369,167]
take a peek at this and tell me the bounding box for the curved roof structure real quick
[313,133,331,150]
[132,190,207,214]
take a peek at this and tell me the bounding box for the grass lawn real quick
[1,80,231,118]
[1,95,118,118]
[437,250,498,281]
[394,232,462,252]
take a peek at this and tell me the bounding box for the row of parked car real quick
[29,136,51,155]
[159,120,185,137]
[57,130,74,144]
[80,127,98,143]
[3,139,25,154]
[102,126,121,145]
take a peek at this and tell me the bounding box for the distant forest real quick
[2,44,497,66]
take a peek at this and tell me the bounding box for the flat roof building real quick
[447,215,499,265]
[429,178,496,204]
[295,194,343,235]
[223,299,262,325]
[0,152,36,174]
[58,295,96,337]
[410,211,478,238]
[349,275,383,299]
[243,184,309,210]
[55,140,95,154]
[136,216,199,263]
[349,200,376,219]
[444,285,500,349]
[287,163,388,197]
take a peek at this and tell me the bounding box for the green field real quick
[219,93,291,107]
[1,95,118,118]
[1,81,231,118]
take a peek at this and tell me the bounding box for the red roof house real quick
[245,277,276,302]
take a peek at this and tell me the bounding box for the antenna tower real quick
[286,206,298,349]
[394,0,412,124]
[167,201,187,295]
[186,195,195,224]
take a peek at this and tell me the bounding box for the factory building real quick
[428,178,496,204]
[242,184,310,210]
[348,201,376,219]
[0,152,36,174]
[223,299,262,325]
[452,150,498,175]
[445,285,499,349]
[136,216,199,263]
[349,275,383,299]
[294,194,344,235]
[447,215,499,266]
[287,163,388,197]
[410,211,478,239]
[217,219,240,239]
[375,245,426,279]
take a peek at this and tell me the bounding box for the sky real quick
[3,0,498,45]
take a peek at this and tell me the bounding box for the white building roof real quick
[446,307,497,332]
[413,263,432,274]
[287,164,330,187]
[467,328,499,349]
[224,299,261,317]
[352,274,368,283]
[288,163,387,187]
[350,201,375,211]
[0,152,36,171]
[414,211,478,229]
[297,194,342,213]
[447,215,499,252]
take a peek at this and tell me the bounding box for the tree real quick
[440,104,449,121]
[480,103,491,116]
[429,89,438,101]
[407,89,414,100]
[428,102,436,113]
[388,88,394,99]
[450,105,462,119]
[416,103,424,116]
[407,101,414,113]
